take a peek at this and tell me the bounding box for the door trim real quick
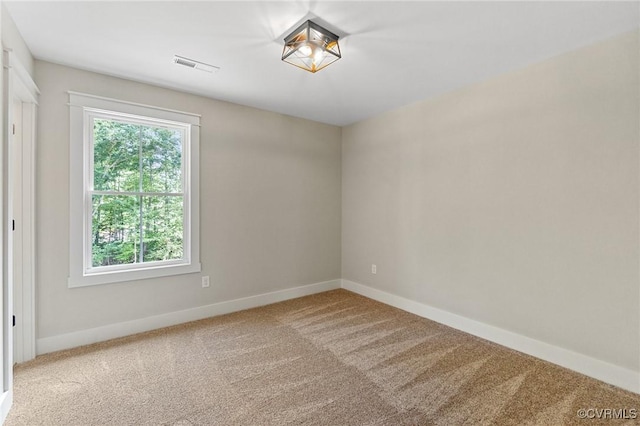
[4,48,38,367]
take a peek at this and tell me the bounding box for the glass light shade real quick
[282,20,341,73]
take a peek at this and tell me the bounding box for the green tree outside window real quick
[91,118,185,267]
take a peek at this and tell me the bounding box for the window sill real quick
[68,262,202,288]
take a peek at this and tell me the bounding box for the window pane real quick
[93,119,141,192]
[141,126,183,193]
[141,196,184,262]
[92,195,141,267]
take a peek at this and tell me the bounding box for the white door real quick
[1,48,40,422]
[11,98,22,364]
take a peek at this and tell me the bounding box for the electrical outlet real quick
[201,276,210,288]
[371,264,377,274]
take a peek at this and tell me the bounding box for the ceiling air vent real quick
[173,55,220,73]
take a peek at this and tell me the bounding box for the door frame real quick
[3,47,38,370]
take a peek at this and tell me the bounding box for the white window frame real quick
[68,92,201,287]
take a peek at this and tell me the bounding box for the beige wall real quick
[35,60,342,339]
[1,3,34,77]
[342,31,639,371]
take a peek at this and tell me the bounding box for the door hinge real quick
[12,315,15,327]
[11,220,15,231]
[12,124,15,135]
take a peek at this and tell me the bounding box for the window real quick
[69,93,200,287]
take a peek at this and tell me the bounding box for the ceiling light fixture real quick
[282,20,341,73]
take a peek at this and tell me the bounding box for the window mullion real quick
[87,115,95,272]
[92,190,183,197]
[138,126,144,264]
[139,195,144,264]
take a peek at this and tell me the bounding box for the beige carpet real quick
[5,289,640,425]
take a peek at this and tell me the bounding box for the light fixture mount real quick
[282,20,341,73]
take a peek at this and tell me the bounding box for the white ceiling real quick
[5,1,639,126]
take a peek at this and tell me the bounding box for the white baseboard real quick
[0,390,12,425]
[341,279,639,394]
[37,279,341,355]
[34,277,639,394]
